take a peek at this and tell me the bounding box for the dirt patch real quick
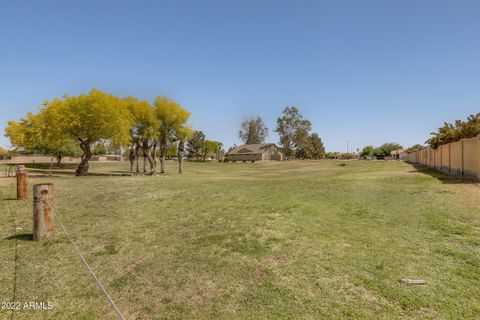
[445,182,480,206]
[264,257,288,267]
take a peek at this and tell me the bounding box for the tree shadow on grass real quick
[407,163,478,185]
[4,233,33,241]
[25,163,78,170]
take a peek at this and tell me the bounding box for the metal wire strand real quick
[53,210,126,320]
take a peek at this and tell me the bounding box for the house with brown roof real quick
[389,149,408,160]
[226,144,284,162]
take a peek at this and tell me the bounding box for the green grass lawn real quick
[1,160,479,319]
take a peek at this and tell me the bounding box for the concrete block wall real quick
[407,136,480,180]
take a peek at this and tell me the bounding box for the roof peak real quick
[227,143,279,155]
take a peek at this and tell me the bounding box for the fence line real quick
[54,210,126,320]
[407,135,480,180]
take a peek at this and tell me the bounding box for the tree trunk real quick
[135,145,140,173]
[55,154,62,167]
[178,139,185,174]
[159,143,166,174]
[129,145,135,173]
[143,152,147,173]
[153,142,158,169]
[49,156,54,176]
[146,152,155,175]
[160,155,165,173]
[76,139,92,176]
[141,142,156,175]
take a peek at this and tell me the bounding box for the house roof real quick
[227,143,278,155]
[390,149,406,155]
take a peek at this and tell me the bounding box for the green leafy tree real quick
[5,120,25,150]
[373,143,403,158]
[307,133,325,159]
[342,153,358,160]
[216,142,224,160]
[50,89,133,176]
[203,140,222,160]
[0,147,7,156]
[39,103,83,164]
[458,113,480,138]
[155,96,191,173]
[175,125,194,173]
[275,106,312,159]
[165,143,177,158]
[93,142,107,155]
[187,130,206,159]
[361,146,375,157]
[406,144,423,153]
[5,107,81,166]
[293,127,311,159]
[239,116,268,144]
[426,113,480,148]
[126,97,158,174]
[5,112,40,154]
[325,152,337,159]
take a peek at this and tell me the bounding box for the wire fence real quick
[54,210,126,320]
[4,177,125,319]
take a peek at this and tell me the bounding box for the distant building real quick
[226,144,284,161]
[390,149,408,160]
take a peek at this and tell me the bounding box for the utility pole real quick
[346,140,352,154]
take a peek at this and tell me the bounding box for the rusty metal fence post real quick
[33,183,54,241]
[16,165,28,200]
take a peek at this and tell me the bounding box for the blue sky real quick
[1,0,479,152]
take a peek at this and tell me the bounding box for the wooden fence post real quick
[33,183,54,241]
[16,165,28,200]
